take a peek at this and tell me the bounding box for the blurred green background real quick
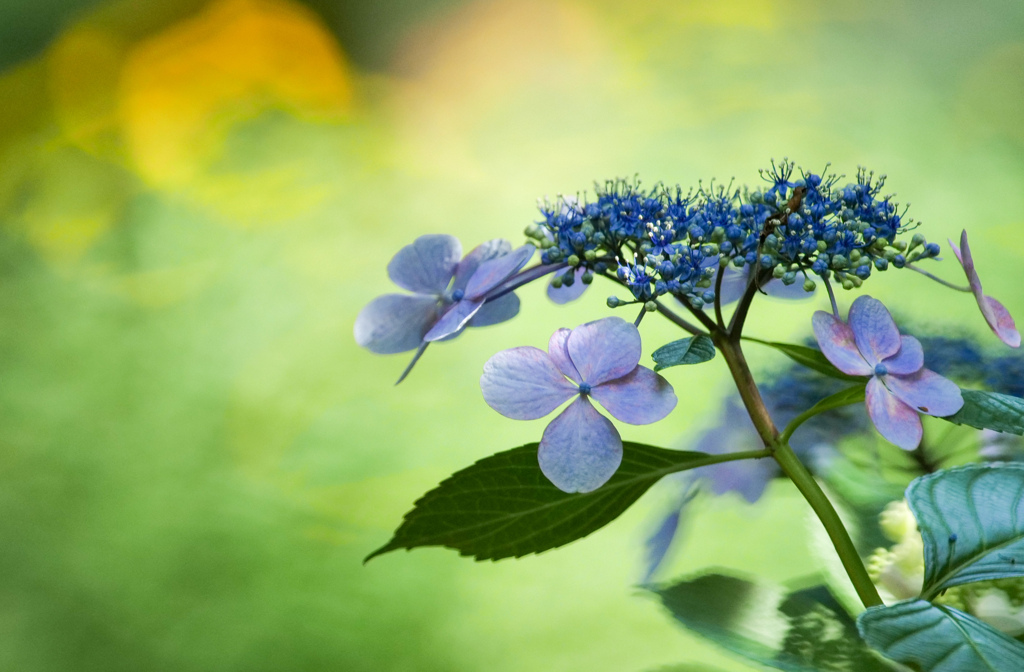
[0,0,1022,670]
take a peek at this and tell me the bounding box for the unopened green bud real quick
[552,275,564,288]
[584,249,596,261]
[817,240,828,252]
[539,238,555,249]
[832,254,848,269]
[711,226,726,243]
[842,278,855,290]
[910,233,926,250]
[606,296,620,308]
[884,248,896,261]
[803,278,816,292]
[850,275,863,288]
[567,254,580,267]
[702,243,719,256]
[644,301,657,312]
[781,272,797,285]
[582,271,594,284]
[849,249,862,263]
[773,264,786,279]
[893,240,907,251]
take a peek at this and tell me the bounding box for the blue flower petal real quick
[538,396,622,493]
[881,335,924,375]
[849,295,901,366]
[884,368,964,418]
[353,293,440,354]
[468,293,520,328]
[480,346,578,420]
[812,310,872,376]
[387,234,462,295]
[423,299,484,342]
[866,377,922,450]
[452,239,512,292]
[567,317,642,386]
[548,328,582,384]
[591,366,676,425]
[465,244,535,300]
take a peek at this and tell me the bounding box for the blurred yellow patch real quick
[118,0,353,211]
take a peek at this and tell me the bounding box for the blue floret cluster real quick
[528,160,940,308]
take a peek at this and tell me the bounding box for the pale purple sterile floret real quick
[480,317,677,493]
[812,295,964,450]
[354,234,535,380]
[949,229,1020,348]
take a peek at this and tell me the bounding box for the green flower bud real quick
[567,254,580,267]
[644,301,657,312]
[581,271,594,284]
[803,278,816,292]
[773,264,786,279]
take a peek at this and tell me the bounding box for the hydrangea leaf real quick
[655,573,895,672]
[744,338,863,383]
[652,335,716,371]
[366,443,735,562]
[857,599,1024,671]
[942,389,1024,435]
[906,463,1024,599]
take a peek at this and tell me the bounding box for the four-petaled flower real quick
[480,317,677,492]
[949,230,1020,348]
[354,234,535,381]
[813,295,964,450]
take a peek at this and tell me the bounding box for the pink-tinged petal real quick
[467,293,519,328]
[465,244,535,299]
[885,369,964,417]
[881,335,924,375]
[354,294,439,354]
[480,347,578,420]
[982,296,1021,347]
[952,231,1020,348]
[387,234,461,295]
[811,311,872,376]
[849,295,902,365]
[423,299,483,341]
[547,268,589,304]
[538,397,623,493]
[452,239,512,291]
[866,377,923,450]
[590,366,677,425]
[567,316,642,386]
[548,328,582,384]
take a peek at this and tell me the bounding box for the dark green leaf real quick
[655,573,895,672]
[942,390,1024,435]
[906,464,1024,599]
[858,599,1024,671]
[652,335,716,371]
[367,442,739,562]
[744,338,863,382]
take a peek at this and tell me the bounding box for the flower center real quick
[577,382,592,395]
[451,289,465,301]
[874,363,888,377]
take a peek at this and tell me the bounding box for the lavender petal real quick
[811,310,872,376]
[353,293,439,354]
[547,268,589,304]
[567,316,642,386]
[468,293,520,328]
[590,366,677,425]
[465,244,536,300]
[849,295,902,365]
[452,239,512,291]
[548,328,582,384]
[480,346,578,420]
[885,368,964,418]
[881,335,924,375]
[538,396,623,493]
[423,299,483,342]
[866,377,922,450]
[387,234,461,295]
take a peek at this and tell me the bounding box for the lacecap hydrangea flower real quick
[354,234,535,382]
[480,317,676,492]
[813,295,963,450]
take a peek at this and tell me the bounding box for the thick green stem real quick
[713,335,883,609]
[772,442,883,608]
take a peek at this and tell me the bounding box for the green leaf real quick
[652,334,716,371]
[655,573,896,672]
[942,390,1024,435]
[906,463,1024,600]
[366,442,748,562]
[858,600,1024,671]
[744,338,863,383]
